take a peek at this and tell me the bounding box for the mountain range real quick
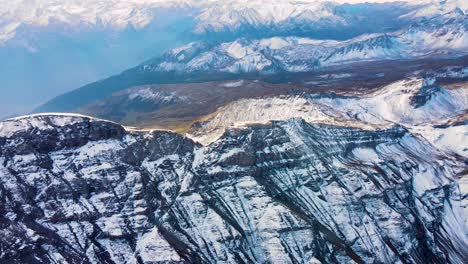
[1,0,466,119]
[1,72,467,263]
[0,1,467,263]
[34,4,468,123]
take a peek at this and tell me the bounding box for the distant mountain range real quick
[3,0,467,44]
[144,11,467,74]
[2,0,466,119]
[34,5,468,117]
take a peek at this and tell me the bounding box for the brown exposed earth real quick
[76,57,468,132]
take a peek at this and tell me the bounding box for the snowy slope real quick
[402,0,468,19]
[0,113,467,263]
[193,0,344,33]
[188,77,468,158]
[0,0,189,44]
[314,77,468,125]
[313,78,468,157]
[186,96,380,145]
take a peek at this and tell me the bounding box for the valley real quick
[73,57,468,132]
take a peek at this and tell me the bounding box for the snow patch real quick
[222,80,244,87]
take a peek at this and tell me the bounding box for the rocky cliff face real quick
[0,114,466,264]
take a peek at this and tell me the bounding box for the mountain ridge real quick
[0,111,467,263]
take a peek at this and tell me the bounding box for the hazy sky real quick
[335,0,413,2]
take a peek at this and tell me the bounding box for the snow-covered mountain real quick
[1,1,467,263]
[187,77,468,155]
[142,10,468,75]
[193,0,386,36]
[0,0,412,120]
[0,0,196,120]
[33,4,468,119]
[1,75,467,263]
[0,0,406,44]
[2,0,465,45]
[195,0,468,36]
[0,0,189,44]
[403,0,468,19]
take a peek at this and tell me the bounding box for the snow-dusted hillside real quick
[188,77,468,158]
[0,111,467,263]
[193,0,345,34]
[403,0,468,19]
[313,78,467,125]
[313,78,468,157]
[2,64,468,264]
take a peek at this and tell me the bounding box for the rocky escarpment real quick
[0,114,467,264]
[410,78,442,108]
